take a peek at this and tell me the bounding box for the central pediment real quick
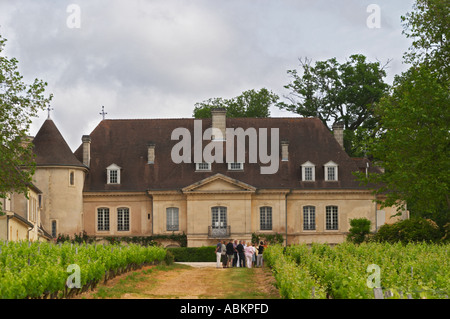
[182,173,256,194]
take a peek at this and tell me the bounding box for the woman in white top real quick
[244,242,256,268]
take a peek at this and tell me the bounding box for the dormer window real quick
[301,161,315,181]
[196,162,211,171]
[324,161,338,181]
[107,163,121,184]
[228,162,244,171]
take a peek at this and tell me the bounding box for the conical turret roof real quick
[32,119,85,167]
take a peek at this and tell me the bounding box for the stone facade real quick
[27,113,408,246]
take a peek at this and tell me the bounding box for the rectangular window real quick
[303,206,316,230]
[260,206,273,230]
[327,167,336,181]
[166,207,179,231]
[326,206,338,230]
[304,167,313,181]
[196,163,211,171]
[117,208,130,231]
[97,208,110,231]
[228,162,243,170]
[109,170,118,184]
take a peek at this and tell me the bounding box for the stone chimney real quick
[147,143,155,164]
[281,140,289,161]
[82,135,91,167]
[211,108,227,140]
[332,122,344,149]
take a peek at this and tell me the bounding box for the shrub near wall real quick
[167,246,216,262]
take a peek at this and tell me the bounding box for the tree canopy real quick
[193,88,278,119]
[357,0,450,224]
[0,34,53,212]
[277,54,390,156]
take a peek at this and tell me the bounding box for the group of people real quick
[215,239,267,268]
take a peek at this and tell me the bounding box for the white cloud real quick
[1,0,415,150]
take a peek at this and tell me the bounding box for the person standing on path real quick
[215,240,222,268]
[226,239,235,268]
[236,240,245,268]
[221,240,227,268]
[232,240,238,267]
[257,241,264,267]
[245,242,256,268]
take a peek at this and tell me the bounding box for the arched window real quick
[166,207,179,231]
[117,207,130,231]
[211,207,227,229]
[303,206,316,230]
[260,206,272,230]
[69,171,75,186]
[51,220,57,238]
[97,208,110,231]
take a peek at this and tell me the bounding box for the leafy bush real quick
[347,218,371,244]
[164,249,175,265]
[252,232,284,245]
[166,246,216,262]
[374,218,442,243]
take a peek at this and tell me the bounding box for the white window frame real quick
[325,206,339,230]
[195,162,211,171]
[166,207,179,231]
[211,206,227,229]
[117,207,130,232]
[303,206,316,230]
[97,207,110,231]
[106,163,121,184]
[301,161,316,181]
[324,161,338,181]
[260,206,273,231]
[228,162,244,171]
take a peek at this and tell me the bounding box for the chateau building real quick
[26,109,407,246]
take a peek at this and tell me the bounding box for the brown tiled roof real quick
[74,117,372,192]
[32,119,85,168]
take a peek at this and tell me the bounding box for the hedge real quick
[166,246,216,262]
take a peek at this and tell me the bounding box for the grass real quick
[91,264,189,299]
[82,263,279,299]
[222,268,272,299]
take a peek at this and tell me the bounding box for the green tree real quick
[0,34,53,213]
[347,218,371,244]
[401,0,450,79]
[277,54,390,156]
[193,88,278,118]
[357,65,449,220]
[357,0,450,225]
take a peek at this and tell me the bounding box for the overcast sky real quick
[0,0,415,150]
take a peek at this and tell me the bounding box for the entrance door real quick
[211,206,227,237]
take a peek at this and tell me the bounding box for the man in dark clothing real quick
[226,240,235,268]
[236,241,245,267]
[232,240,238,267]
